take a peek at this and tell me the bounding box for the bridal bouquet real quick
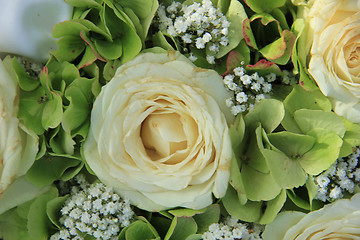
[0,0,359,239]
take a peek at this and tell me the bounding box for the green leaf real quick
[164,217,198,240]
[152,31,176,51]
[222,186,262,222]
[245,59,283,76]
[267,131,316,158]
[26,155,81,187]
[244,99,284,134]
[261,148,308,189]
[77,45,98,69]
[124,220,157,240]
[340,119,360,158]
[241,163,280,201]
[49,126,76,155]
[245,0,287,13]
[0,208,34,240]
[64,0,101,7]
[243,18,258,49]
[168,208,207,218]
[46,195,68,229]
[300,129,343,175]
[28,187,58,240]
[216,0,247,58]
[18,87,47,135]
[294,109,346,137]
[62,77,94,134]
[95,38,123,60]
[0,177,51,215]
[192,205,220,234]
[41,93,63,129]
[258,190,287,224]
[282,85,332,133]
[51,35,86,62]
[11,58,40,91]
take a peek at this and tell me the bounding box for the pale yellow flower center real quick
[141,111,189,162]
[344,41,360,70]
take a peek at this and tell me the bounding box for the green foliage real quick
[0,187,59,240]
[223,83,358,222]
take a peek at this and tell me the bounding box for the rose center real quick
[345,44,360,68]
[140,112,188,160]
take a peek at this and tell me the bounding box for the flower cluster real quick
[50,175,134,240]
[202,216,263,240]
[314,147,360,202]
[156,0,230,64]
[223,64,274,115]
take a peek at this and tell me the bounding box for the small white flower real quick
[236,92,248,103]
[315,175,330,188]
[167,25,177,36]
[174,17,188,33]
[234,67,245,77]
[240,75,252,85]
[231,105,246,115]
[255,94,265,103]
[251,82,261,92]
[195,37,206,49]
[228,82,239,91]
[221,27,229,36]
[223,74,234,84]
[188,53,197,62]
[266,73,277,82]
[329,186,343,199]
[182,34,192,43]
[225,98,234,107]
[209,43,219,52]
[262,82,272,93]
[206,55,215,64]
[202,32,212,42]
[220,36,229,46]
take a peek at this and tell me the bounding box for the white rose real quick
[0,57,38,198]
[307,0,360,123]
[83,51,233,211]
[262,193,360,239]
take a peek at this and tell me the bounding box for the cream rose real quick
[307,0,360,123]
[83,51,233,211]
[262,193,360,239]
[0,57,38,198]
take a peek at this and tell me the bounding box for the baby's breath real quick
[223,64,277,115]
[50,175,135,240]
[314,147,360,202]
[202,216,263,240]
[156,0,230,64]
